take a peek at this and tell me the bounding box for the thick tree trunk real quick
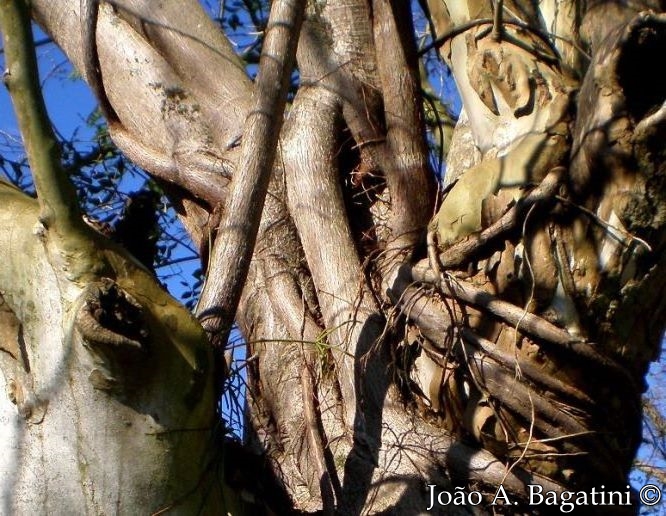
[1,0,665,514]
[0,184,222,514]
[0,4,224,513]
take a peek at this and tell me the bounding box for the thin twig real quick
[556,195,652,253]
[418,17,557,59]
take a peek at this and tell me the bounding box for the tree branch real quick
[405,263,638,390]
[196,0,306,348]
[0,0,87,238]
[107,0,252,147]
[110,128,231,206]
[282,86,379,430]
[372,0,435,249]
[31,0,251,244]
[433,166,563,269]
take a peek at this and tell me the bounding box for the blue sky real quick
[1,28,95,148]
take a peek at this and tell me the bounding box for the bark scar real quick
[75,278,149,351]
[74,278,150,391]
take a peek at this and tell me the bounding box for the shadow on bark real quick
[339,313,390,514]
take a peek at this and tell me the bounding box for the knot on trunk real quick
[74,278,150,391]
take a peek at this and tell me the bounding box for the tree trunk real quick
[1,0,665,514]
[0,184,223,514]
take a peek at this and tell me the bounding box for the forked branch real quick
[0,0,90,244]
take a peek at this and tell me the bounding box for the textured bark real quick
[197,0,305,349]
[1,0,665,514]
[0,182,221,514]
